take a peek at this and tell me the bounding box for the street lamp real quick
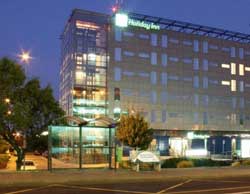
[18,50,32,75]
[18,50,32,64]
[5,98,10,104]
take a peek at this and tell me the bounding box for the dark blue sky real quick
[0,0,249,99]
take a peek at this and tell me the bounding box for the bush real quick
[0,154,9,169]
[231,161,241,167]
[161,158,183,168]
[162,158,231,168]
[0,139,9,154]
[241,160,250,166]
[177,160,194,168]
[120,160,131,169]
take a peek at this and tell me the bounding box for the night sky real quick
[0,0,249,99]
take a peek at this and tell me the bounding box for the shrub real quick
[162,158,231,168]
[177,160,194,168]
[231,161,241,167]
[120,160,131,169]
[161,158,183,168]
[242,160,250,166]
[0,154,9,169]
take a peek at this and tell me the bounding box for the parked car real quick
[33,150,41,155]
[42,151,48,158]
[21,160,36,170]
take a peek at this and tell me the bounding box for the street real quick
[2,175,250,194]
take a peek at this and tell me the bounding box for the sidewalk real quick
[1,167,250,187]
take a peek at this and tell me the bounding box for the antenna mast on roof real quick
[112,0,124,13]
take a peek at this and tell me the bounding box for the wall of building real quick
[108,13,250,132]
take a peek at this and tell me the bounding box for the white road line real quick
[4,189,35,194]
[54,184,154,194]
[166,185,250,194]
[156,179,192,194]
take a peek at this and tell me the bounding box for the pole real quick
[109,127,112,169]
[48,126,52,172]
[79,125,83,169]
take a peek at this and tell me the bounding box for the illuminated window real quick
[245,67,250,72]
[203,41,208,53]
[239,48,244,59]
[75,71,84,84]
[115,13,128,27]
[161,35,168,48]
[193,40,199,52]
[222,64,230,69]
[231,80,236,91]
[239,64,245,76]
[231,113,236,124]
[231,63,236,75]
[161,54,167,67]
[221,81,230,86]
[115,48,121,61]
[151,34,157,46]
[151,52,157,65]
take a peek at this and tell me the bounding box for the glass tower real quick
[60,10,109,120]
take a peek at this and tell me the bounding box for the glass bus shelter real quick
[48,125,116,170]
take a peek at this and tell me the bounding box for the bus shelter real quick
[47,117,117,170]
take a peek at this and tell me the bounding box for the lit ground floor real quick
[152,130,250,159]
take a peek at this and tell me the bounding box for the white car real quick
[21,160,37,170]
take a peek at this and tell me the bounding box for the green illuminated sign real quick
[115,13,160,31]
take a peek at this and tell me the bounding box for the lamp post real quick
[17,49,32,170]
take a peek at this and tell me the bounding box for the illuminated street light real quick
[4,98,10,104]
[18,50,32,64]
[7,110,12,115]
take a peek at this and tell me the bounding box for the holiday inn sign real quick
[115,13,161,30]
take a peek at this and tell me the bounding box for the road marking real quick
[166,185,250,194]
[156,179,192,194]
[193,179,249,183]
[4,188,36,194]
[3,184,61,194]
[226,192,250,194]
[55,184,154,194]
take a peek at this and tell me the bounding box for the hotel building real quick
[60,9,250,158]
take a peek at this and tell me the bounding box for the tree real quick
[116,113,153,150]
[0,57,65,170]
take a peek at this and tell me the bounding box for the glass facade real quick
[60,10,109,121]
[50,126,115,168]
